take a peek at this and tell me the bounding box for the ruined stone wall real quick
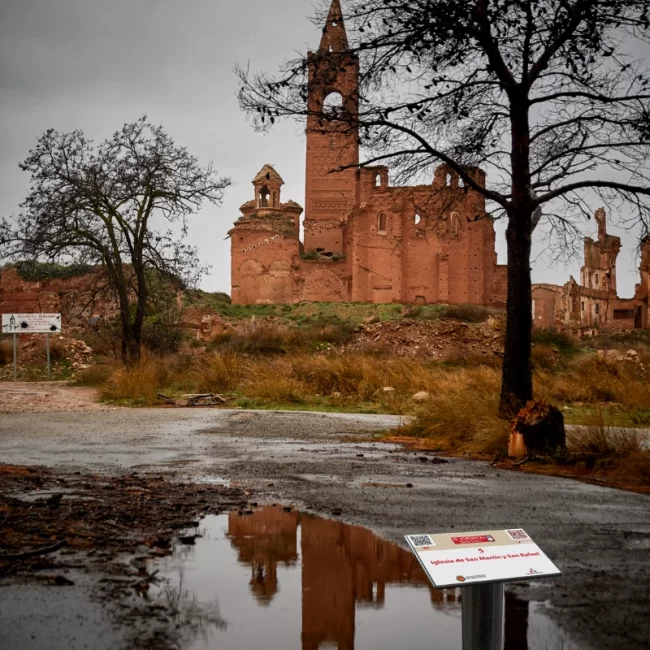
[532,210,650,330]
[296,260,348,302]
[231,228,299,305]
[0,266,115,324]
[346,165,506,306]
[532,285,564,329]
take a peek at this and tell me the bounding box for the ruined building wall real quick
[347,165,507,305]
[0,266,117,324]
[532,209,650,330]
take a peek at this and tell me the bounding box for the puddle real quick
[153,507,580,650]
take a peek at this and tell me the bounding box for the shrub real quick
[13,260,92,282]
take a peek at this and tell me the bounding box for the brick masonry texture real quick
[229,1,507,307]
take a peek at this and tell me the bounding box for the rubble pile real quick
[344,315,505,360]
[596,348,646,375]
[179,306,232,342]
[0,335,93,379]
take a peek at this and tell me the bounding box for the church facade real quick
[229,0,507,306]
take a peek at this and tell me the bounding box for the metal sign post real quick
[461,582,504,650]
[46,332,51,378]
[13,333,17,382]
[406,529,561,650]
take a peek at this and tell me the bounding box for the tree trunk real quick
[131,261,148,358]
[499,216,533,415]
[500,92,534,416]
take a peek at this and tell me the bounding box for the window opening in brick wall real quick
[581,301,585,312]
[375,174,381,187]
[614,309,634,319]
[259,185,270,207]
[322,91,344,119]
[378,212,387,233]
[446,173,452,186]
[414,213,422,225]
[595,304,599,314]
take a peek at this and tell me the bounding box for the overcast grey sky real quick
[0,0,645,297]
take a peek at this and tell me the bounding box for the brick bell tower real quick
[304,0,359,255]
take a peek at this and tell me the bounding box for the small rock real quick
[412,391,430,402]
[382,386,396,393]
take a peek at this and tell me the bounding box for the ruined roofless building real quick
[229,0,508,306]
[532,208,650,331]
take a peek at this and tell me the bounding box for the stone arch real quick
[301,269,344,302]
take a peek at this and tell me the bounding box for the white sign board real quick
[405,528,561,588]
[2,313,62,334]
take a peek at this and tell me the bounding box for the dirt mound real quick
[0,334,93,380]
[344,316,505,360]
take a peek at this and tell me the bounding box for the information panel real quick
[2,313,62,333]
[405,528,561,588]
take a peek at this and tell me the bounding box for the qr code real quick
[409,534,434,547]
[506,529,530,541]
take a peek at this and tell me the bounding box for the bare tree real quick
[0,117,230,364]
[238,0,650,414]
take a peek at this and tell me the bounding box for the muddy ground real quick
[0,384,649,649]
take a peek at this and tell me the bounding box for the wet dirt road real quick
[1,407,649,650]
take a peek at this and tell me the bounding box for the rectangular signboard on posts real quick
[405,528,561,588]
[2,313,62,334]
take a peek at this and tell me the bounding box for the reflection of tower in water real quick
[301,515,458,650]
[228,507,460,649]
[227,507,299,604]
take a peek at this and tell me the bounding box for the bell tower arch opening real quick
[304,0,360,255]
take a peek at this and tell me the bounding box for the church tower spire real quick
[319,0,349,52]
[304,0,359,255]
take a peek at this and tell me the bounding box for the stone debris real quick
[0,334,93,380]
[596,348,646,374]
[412,391,430,402]
[344,317,505,360]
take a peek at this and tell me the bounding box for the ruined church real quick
[229,0,507,307]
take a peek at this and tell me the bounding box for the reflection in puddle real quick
[155,507,579,650]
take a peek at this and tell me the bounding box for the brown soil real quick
[344,317,504,360]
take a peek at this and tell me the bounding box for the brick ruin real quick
[532,208,650,331]
[230,0,508,307]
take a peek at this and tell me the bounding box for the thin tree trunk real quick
[500,216,533,415]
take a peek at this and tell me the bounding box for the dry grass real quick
[101,355,170,403]
[398,366,509,455]
[192,352,241,393]
[97,346,650,457]
[564,411,650,487]
[537,355,650,407]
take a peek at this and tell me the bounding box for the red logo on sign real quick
[451,535,495,545]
